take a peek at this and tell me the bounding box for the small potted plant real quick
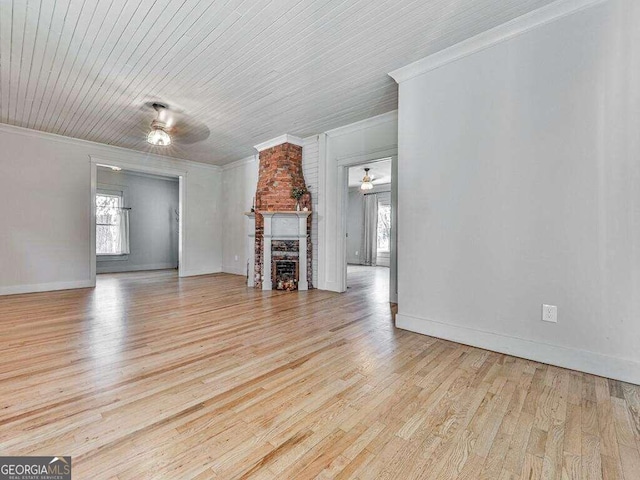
[291,187,306,211]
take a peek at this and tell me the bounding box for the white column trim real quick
[262,213,274,290]
[298,214,308,291]
[244,212,256,287]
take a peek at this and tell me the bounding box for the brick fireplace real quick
[244,135,312,291]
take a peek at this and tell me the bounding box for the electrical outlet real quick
[234,255,238,261]
[355,251,359,256]
[542,304,557,323]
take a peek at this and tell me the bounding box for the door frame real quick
[337,154,398,302]
[89,156,187,286]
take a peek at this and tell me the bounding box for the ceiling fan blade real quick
[168,118,210,145]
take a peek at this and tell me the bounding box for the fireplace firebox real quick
[272,260,299,291]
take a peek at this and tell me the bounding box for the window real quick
[377,204,391,252]
[96,191,129,255]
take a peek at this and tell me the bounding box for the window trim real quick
[376,202,391,253]
[96,187,129,259]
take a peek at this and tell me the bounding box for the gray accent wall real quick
[97,169,179,274]
[347,185,391,265]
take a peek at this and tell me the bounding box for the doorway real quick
[342,157,397,303]
[90,157,186,286]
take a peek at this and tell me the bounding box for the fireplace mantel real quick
[257,211,311,215]
[244,210,311,291]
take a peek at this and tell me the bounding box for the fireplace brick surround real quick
[254,141,312,290]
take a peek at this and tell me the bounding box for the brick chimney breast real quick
[256,143,305,212]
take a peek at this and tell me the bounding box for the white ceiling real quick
[348,159,391,187]
[0,0,555,165]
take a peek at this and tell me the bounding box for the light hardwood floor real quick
[1,268,639,479]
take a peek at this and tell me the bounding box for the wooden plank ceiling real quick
[0,0,555,165]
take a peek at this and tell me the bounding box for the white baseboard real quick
[396,313,640,385]
[222,265,246,276]
[96,263,177,274]
[319,280,342,293]
[180,266,223,277]
[0,279,94,296]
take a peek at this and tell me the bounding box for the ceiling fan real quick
[121,101,210,148]
[361,167,374,190]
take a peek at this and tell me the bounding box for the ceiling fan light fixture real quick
[147,103,172,146]
[147,125,171,146]
[360,167,373,190]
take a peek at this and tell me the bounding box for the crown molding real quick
[388,0,606,83]
[325,110,398,138]
[302,134,319,146]
[221,154,258,171]
[253,134,304,152]
[0,122,222,172]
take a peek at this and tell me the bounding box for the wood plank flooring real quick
[1,267,639,479]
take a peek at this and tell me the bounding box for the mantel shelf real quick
[244,210,311,217]
[261,210,311,217]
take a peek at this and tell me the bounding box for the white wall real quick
[182,161,223,277]
[221,155,259,275]
[318,112,398,292]
[394,0,640,384]
[0,124,223,295]
[96,170,179,273]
